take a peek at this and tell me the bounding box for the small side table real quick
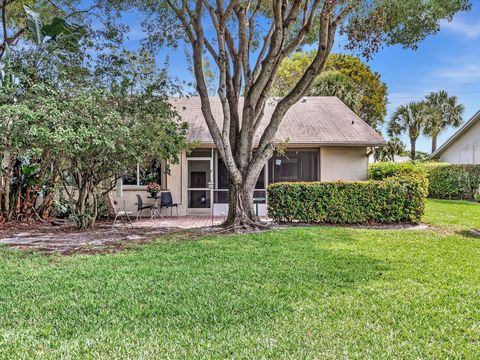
[253,197,266,216]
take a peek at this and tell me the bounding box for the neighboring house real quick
[115,96,385,217]
[432,110,480,164]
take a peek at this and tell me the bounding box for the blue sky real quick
[117,3,480,153]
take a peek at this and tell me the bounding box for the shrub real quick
[267,174,428,224]
[370,162,480,199]
[428,165,480,199]
[369,162,426,180]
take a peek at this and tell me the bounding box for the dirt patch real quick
[0,221,190,255]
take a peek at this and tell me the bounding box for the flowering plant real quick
[146,182,161,195]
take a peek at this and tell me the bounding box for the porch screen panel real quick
[268,150,319,183]
[215,158,265,203]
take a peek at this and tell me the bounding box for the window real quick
[122,161,163,187]
[268,150,319,183]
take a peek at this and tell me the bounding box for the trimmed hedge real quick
[428,165,480,199]
[267,174,428,224]
[369,162,426,180]
[370,162,480,199]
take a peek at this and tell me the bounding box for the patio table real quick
[147,191,168,219]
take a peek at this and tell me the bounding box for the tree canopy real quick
[423,90,464,153]
[388,102,428,161]
[0,13,190,227]
[271,52,388,129]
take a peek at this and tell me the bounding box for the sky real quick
[115,2,480,154]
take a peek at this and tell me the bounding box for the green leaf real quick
[42,17,72,38]
[23,5,43,45]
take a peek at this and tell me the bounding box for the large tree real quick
[423,90,464,153]
[388,102,428,161]
[111,0,470,229]
[1,12,189,226]
[272,52,387,129]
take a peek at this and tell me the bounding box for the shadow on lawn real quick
[0,227,388,341]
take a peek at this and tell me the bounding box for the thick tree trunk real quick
[431,134,438,154]
[224,179,261,229]
[410,139,416,160]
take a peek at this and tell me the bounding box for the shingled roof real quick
[170,96,385,146]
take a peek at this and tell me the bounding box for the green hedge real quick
[369,162,427,180]
[370,162,480,199]
[428,165,480,199]
[267,174,428,224]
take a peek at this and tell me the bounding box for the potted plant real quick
[146,182,161,197]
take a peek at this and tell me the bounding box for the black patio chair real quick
[160,191,178,217]
[136,194,155,220]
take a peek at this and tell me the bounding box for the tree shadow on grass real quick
[0,227,388,356]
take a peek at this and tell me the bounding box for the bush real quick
[427,165,480,199]
[369,162,426,180]
[370,162,480,199]
[267,174,428,224]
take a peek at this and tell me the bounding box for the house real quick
[115,96,385,217]
[432,110,480,164]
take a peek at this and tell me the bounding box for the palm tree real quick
[423,90,464,153]
[310,71,362,115]
[388,101,428,160]
[374,137,405,162]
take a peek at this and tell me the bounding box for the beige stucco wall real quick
[439,120,480,164]
[320,146,369,181]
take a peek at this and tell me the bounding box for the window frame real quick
[122,161,165,189]
[268,148,320,183]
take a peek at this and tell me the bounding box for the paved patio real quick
[0,216,226,255]
[133,215,225,228]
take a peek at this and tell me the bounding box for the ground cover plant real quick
[0,199,479,358]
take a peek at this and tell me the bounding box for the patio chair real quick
[160,191,178,217]
[104,193,133,227]
[136,194,155,220]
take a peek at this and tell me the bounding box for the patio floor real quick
[0,216,226,255]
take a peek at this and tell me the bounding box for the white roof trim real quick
[431,110,480,158]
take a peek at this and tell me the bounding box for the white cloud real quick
[441,18,480,38]
[436,64,480,82]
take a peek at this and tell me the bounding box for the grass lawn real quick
[0,200,479,358]
[424,198,480,231]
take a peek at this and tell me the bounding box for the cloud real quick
[436,64,480,82]
[441,18,480,38]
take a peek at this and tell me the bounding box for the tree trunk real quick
[3,155,14,219]
[431,134,438,154]
[410,139,416,160]
[224,179,261,229]
[40,169,61,221]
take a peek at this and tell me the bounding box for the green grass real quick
[424,198,480,230]
[0,200,479,358]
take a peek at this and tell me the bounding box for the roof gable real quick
[432,110,480,158]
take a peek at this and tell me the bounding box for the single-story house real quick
[431,110,480,164]
[115,96,385,217]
